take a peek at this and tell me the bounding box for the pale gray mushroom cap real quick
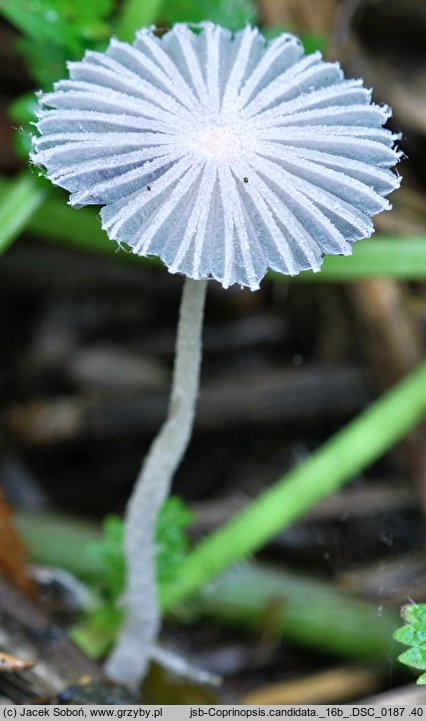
[31,23,401,290]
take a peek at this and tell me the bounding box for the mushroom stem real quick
[104,277,208,691]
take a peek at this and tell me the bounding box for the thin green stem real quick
[161,361,426,610]
[195,564,400,662]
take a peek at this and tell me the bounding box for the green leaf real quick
[0,0,113,46]
[9,92,39,159]
[86,497,194,600]
[292,239,426,281]
[300,32,328,55]
[17,38,78,88]
[9,93,39,125]
[88,515,126,601]
[0,173,47,255]
[394,624,426,648]
[401,603,426,628]
[398,647,426,672]
[115,0,165,41]
[156,497,194,585]
[0,0,113,85]
[1,0,83,53]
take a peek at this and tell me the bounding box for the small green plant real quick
[71,497,193,659]
[1,0,113,158]
[0,0,114,87]
[394,603,426,684]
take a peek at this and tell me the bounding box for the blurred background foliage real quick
[0,0,426,706]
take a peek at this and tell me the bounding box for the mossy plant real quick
[71,497,193,659]
[394,603,426,684]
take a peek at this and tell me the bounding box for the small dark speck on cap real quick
[243,177,249,183]
[147,185,152,191]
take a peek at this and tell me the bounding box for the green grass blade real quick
[161,361,426,609]
[196,564,400,662]
[295,239,426,281]
[0,173,47,255]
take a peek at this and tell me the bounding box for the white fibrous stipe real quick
[31,23,401,290]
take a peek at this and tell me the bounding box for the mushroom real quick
[31,22,401,690]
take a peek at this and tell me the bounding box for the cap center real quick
[194,124,241,161]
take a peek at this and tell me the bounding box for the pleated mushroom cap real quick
[31,23,401,290]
